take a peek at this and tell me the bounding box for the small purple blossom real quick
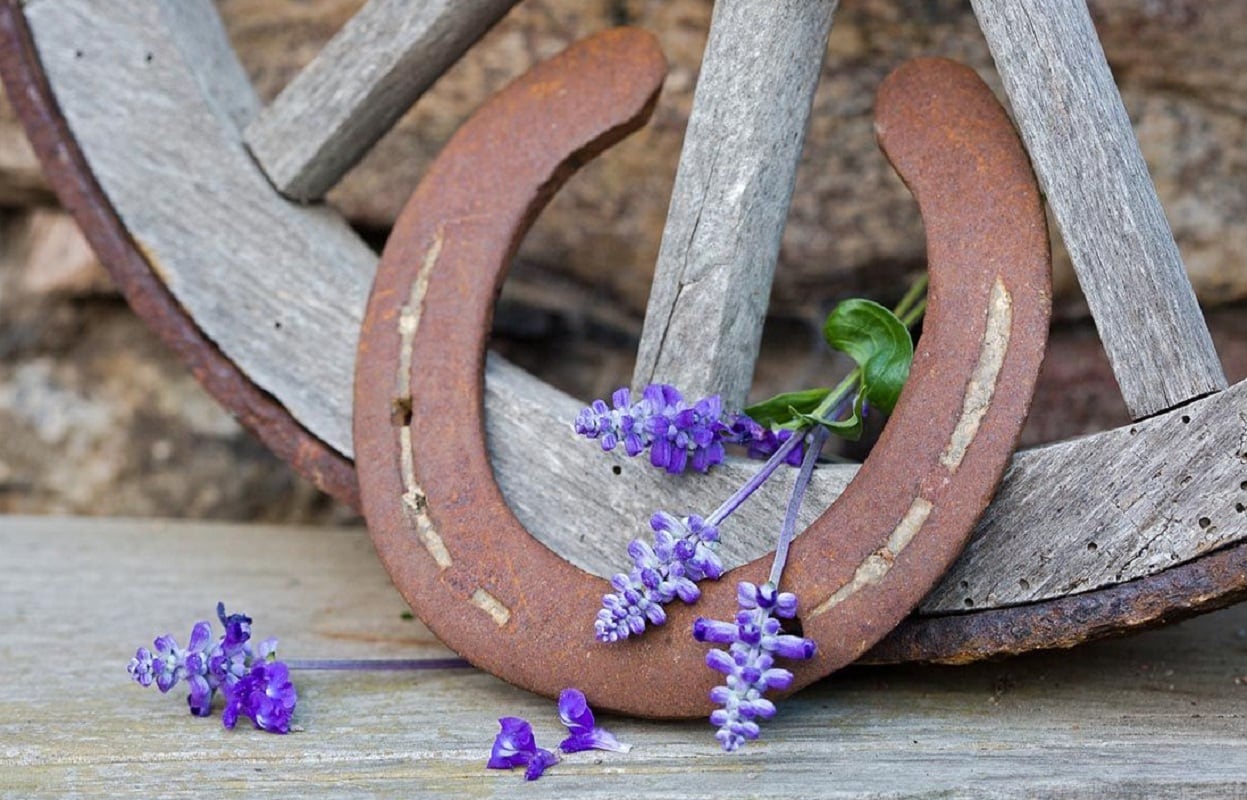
[222,660,298,734]
[574,384,741,474]
[694,581,817,751]
[488,717,538,769]
[557,688,631,754]
[525,748,560,781]
[595,512,724,642]
[487,717,561,780]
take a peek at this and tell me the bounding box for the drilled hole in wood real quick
[1087,541,1098,552]
[390,397,413,427]
[1129,427,1137,436]
[1198,516,1212,529]
[1241,481,1247,492]
[1181,415,1191,424]
[1236,503,1244,513]
[964,597,974,607]
[611,465,622,476]
[1018,578,1030,591]
[959,580,970,590]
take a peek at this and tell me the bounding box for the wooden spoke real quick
[243,0,519,201]
[973,0,1227,419]
[632,0,838,410]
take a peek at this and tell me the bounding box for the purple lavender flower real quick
[557,688,631,754]
[574,383,736,474]
[222,660,297,734]
[487,717,538,769]
[525,748,560,781]
[694,581,817,752]
[595,512,724,642]
[128,603,293,732]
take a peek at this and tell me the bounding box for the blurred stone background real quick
[1,0,1245,523]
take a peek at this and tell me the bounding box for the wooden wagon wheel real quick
[2,0,1244,682]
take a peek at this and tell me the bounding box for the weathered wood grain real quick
[21,1,1246,617]
[243,0,518,201]
[972,0,1227,419]
[923,376,1247,612]
[28,0,375,457]
[3,516,1246,799]
[632,0,838,410]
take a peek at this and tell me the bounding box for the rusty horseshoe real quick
[353,30,1051,718]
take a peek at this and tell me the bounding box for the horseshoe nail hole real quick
[1181,415,1191,424]
[1198,516,1212,529]
[1086,541,1098,552]
[611,465,622,476]
[390,397,413,427]
[1018,578,1030,592]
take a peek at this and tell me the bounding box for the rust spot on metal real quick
[354,51,1051,718]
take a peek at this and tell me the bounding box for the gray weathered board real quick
[19,0,1247,615]
[972,0,1227,419]
[3,516,1246,799]
[632,0,838,410]
[243,0,520,202]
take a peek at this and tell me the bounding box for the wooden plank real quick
[3,515,1246,798]
[923,376,1247,612]
[243,0,518,201]
[971,0,1227,419]
[632,0,838,411]
[23,1,1247,615]
[28,0,373,457]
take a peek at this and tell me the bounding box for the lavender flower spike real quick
[574,383,736,474]
[694,581,817,752]
[557,688,632,754]
[595,512,723,642]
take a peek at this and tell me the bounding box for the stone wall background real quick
[1,0,1245,523]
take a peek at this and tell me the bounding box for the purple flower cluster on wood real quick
[575,383,776,474]
[595,511,724,642]
[127,603,296,733]
[488,689,630,780]
[694,581,817,751]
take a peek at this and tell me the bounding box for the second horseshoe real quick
[353,34,1051,718]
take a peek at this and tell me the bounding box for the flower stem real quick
[707,431,805,526]
[893,274,929,321]
[768,425,830,586]
[284,657,470,671]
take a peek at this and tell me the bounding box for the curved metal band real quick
[355,45,1051,718]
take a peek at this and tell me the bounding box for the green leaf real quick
[744,388,832,428]
[822,299,914,415]
[795,392,864,441]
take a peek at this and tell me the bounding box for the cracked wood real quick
[632,0,838,410]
